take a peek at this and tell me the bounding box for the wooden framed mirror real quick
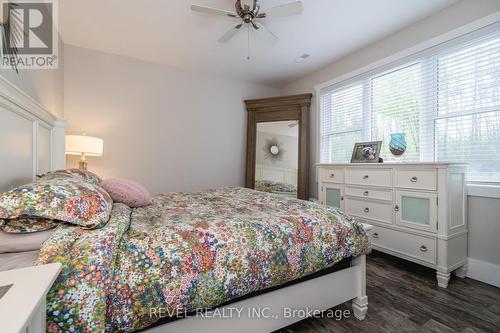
[244,94,312,200]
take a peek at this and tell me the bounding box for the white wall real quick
[64,45,279,194]
[467,195,500,287]
[281,0,500,283]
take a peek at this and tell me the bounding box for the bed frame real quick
[0,75,368,332]
[147,256,367,333]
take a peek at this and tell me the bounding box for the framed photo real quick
[351,141,382,163]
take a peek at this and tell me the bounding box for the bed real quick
[255,180,297,197]
[30,187,369,332]
[0,76,370,333]
[255,165,298,198]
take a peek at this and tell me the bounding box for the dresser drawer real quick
[396,169,436,190]
[369,225,437,264]
[345,168,392,187]
[319,167,344,183]
[345,198,393,224]
[345,186,392,201]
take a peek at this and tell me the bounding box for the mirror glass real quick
[255,121,299,198]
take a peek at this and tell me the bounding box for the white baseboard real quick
[467,258,500,288]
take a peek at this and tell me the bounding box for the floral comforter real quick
[37,187,370,332]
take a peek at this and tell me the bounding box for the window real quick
[320,83,363,163]
[319,27,500,183]
[371,63,423,162]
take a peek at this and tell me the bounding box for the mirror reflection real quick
[255,121,299,198]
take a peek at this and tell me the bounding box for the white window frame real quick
[314,19,500,194]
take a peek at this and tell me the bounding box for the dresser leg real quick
[455,263,468,279]
[436,270,450,288]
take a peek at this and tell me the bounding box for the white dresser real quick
[317,163,468,288]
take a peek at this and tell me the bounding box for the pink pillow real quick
[101,179,153,208]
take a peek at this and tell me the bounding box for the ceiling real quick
[258,121,299,137]
[59,0,457,87]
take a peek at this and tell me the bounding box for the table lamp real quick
[65,135,103,170]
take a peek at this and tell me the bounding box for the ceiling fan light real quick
[192,0,303,58]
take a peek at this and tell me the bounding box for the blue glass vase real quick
[389,133,407,157]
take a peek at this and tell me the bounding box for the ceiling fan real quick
[191,0,303,58]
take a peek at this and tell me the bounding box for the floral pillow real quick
[0,178,113,229]
[38,169,102,186]
[0,217,58,233]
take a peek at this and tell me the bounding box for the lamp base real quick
[78,161,88,171]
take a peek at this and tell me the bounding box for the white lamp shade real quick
[65,135,103,156]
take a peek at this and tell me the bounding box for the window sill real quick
[467,183,500,199]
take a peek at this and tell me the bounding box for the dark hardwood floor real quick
[276,251,500,333]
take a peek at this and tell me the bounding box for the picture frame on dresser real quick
[350,141,382,163]
[317,162,468,288]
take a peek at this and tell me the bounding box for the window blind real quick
[320,83,363,163]
[319,25,500,183]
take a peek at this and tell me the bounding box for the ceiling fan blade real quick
[191,4,238,18]
[261,1,303,18]
[217,24,243,43]
[254,22,278,42]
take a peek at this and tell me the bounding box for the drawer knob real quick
[330,173,335,178]
[363,175,369,179]
[394,205,400,212]
[372,232,379,238]
[364,207,370,213]
[420,245,428,252]
[411,176,418,182]
[363,191,369,196]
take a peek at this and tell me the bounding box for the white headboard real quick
[255,164,298,186]
[0,76,65,192]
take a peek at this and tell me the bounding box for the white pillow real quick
[0,229,54,253]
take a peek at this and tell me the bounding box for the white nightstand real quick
[0,263,61,333]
